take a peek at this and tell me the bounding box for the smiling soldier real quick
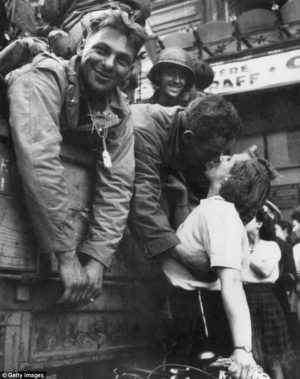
[7,10,146,305]
[142,47,195,107]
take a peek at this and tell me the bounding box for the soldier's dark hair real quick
[184,93,243,142]
[88,9,146,58]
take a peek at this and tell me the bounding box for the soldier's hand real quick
[56,251,88,305]
[82,259,105,304]
[169,244,218,282]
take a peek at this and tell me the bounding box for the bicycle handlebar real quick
[210,358,271,379]
[114,359,271,379]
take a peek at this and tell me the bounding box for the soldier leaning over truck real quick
[6,10,146,305]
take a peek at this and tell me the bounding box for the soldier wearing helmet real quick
[144,47,195,107]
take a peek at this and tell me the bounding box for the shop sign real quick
[206,48,300,95]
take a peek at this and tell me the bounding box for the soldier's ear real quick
[77,39,86,56]
[182,130,194,145]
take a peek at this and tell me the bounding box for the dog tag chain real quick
[101,127,112,168]
[87,101,112,168]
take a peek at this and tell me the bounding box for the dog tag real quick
[102,149,112,168]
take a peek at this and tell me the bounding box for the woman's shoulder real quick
[260,239,279,247]
[198,196,240,220]
[259,239,281,256]
[201,196,236,211]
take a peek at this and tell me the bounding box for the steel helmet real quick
[148,47,194,90]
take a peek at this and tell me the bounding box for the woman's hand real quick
[229,349,258,379]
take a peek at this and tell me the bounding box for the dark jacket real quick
[274,237,297,312]
[129,103,203,258]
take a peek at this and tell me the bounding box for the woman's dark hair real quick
[256,209,276,240]
[219,151,277,224]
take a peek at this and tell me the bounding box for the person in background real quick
[291,206,300,245]
[162,150,276,379]
[0,1,150,58]
[40,0,151,57]
[193,60,215,91]
[184,60,215,103]
[143,47,195,107]
[7,10,146,305]
[291,207,300,325]
[263,199,282,223]
[261,201,298,350]
[120,71,139,104]
[273,217,299,351]
[244,209,295,379]
[275,220,293,245]
[291,207,300,280]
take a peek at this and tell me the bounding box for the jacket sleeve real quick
[7,57,76,255]
[78,115,135,267]
[128,107,180,258]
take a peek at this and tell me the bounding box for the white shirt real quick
[243,239,281,283]
[162,196,250,290]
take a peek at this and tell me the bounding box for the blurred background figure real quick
[1,0,38,41]
[120,71,139,104]
[244,209,295,379]
[275,220,293,245]
[193,60,215,92]
[143,47,194,106]
[263,199,282,223]
[0,0,151,58]
[184,60,215,104]
[290,207,300,325]
[291,207,300,282]
[291,206,300,246]
[273,215,299,353]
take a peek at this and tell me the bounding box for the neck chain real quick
[87,99,112,168]
[250,239,259,254]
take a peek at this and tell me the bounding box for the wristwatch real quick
[233,346,252,354]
